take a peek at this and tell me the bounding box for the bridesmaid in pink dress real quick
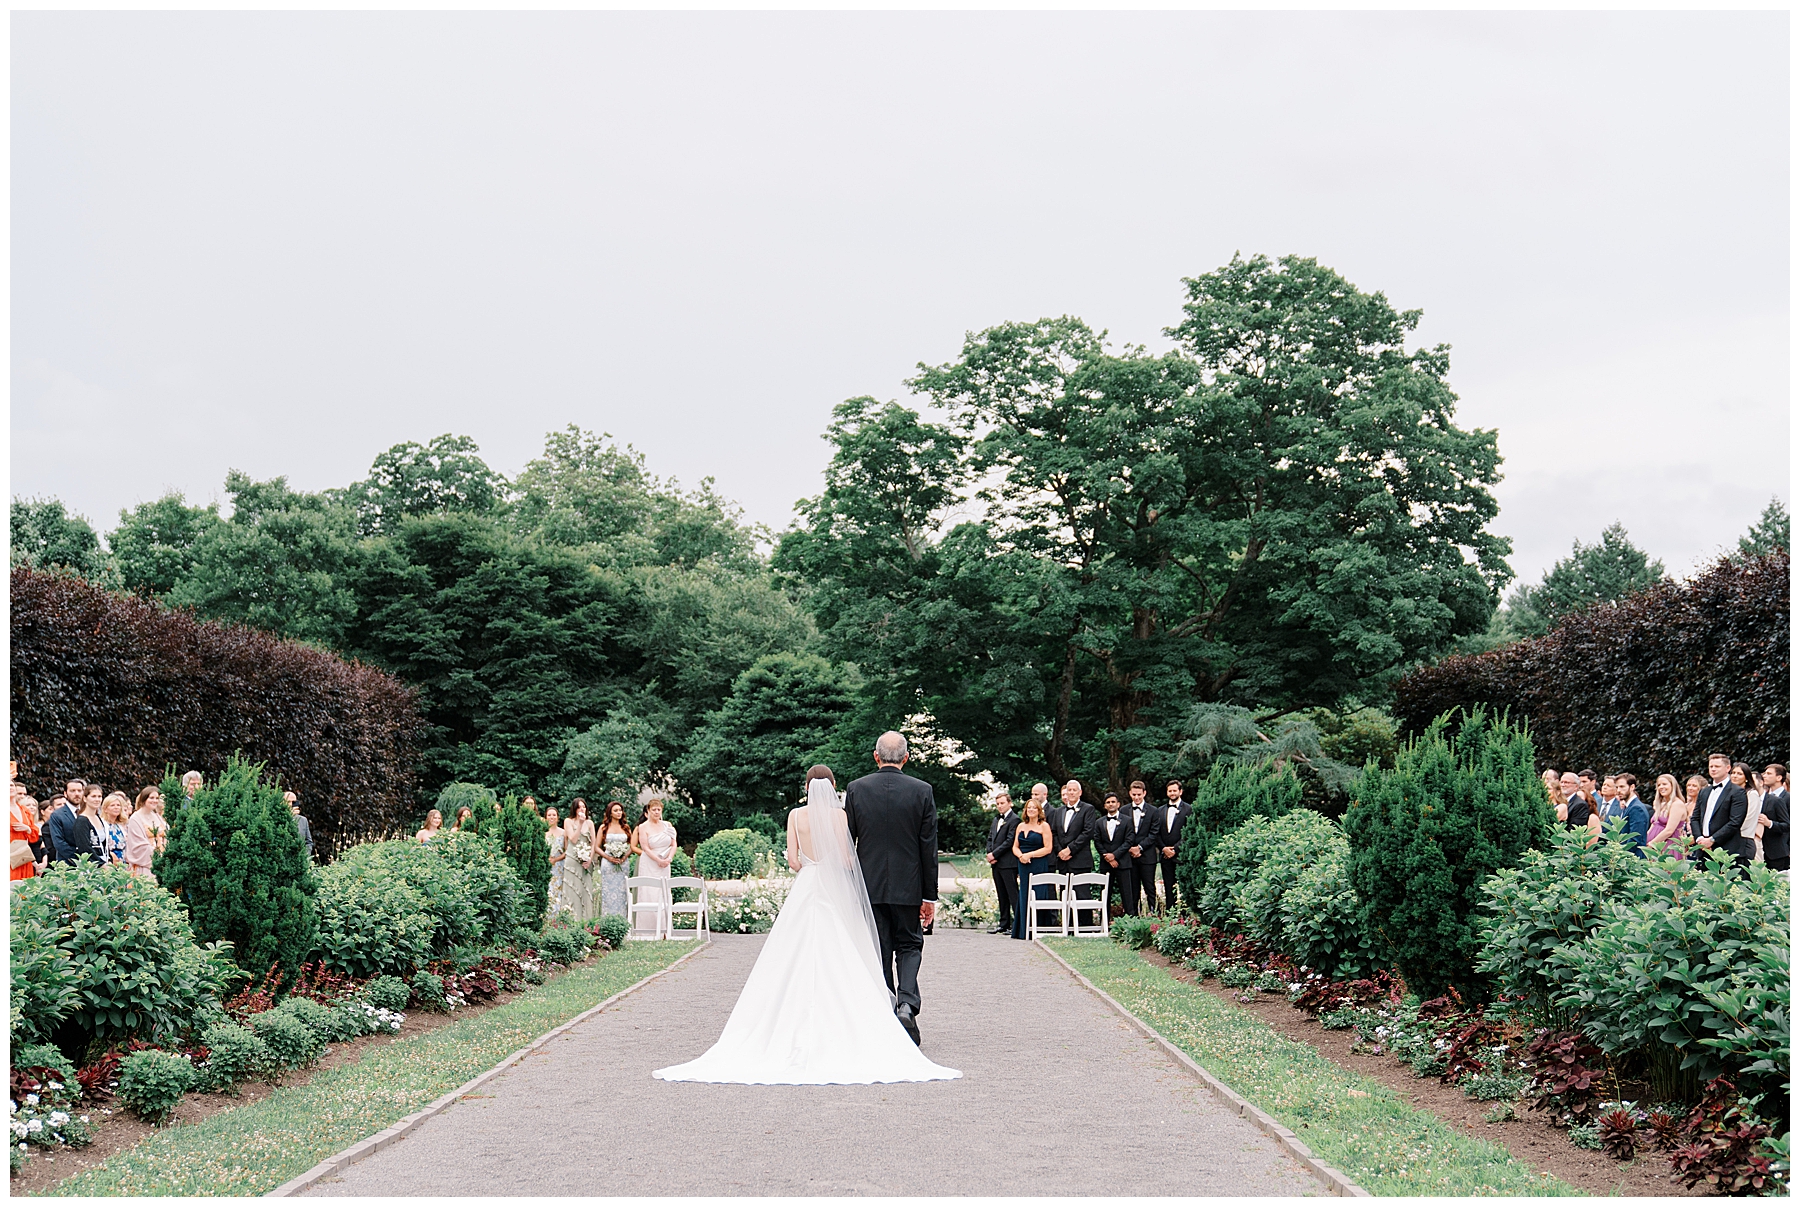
[631,799,679,931]
[1646,774,1697,858]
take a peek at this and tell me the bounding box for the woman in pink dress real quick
[1644,773,1692,858]
[631,799,678,933]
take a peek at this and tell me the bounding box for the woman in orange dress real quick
[11,790,41,881]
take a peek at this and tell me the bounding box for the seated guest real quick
[984,790,1020,935]
[1547,771,1569,823]
[1095,791,1131,914]
[1125,781,1163,916]
[1612,773,1650,854]
[452,805,474,831]
[179,770,203,810]
[1691,753,1753,872]
[1758,764,1789,872]
[1645,774,1692,858]
[44,790,94,865]
[1011,796,1054,940]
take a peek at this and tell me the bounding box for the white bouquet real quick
[573,840,593,864]
[603,839,630,862]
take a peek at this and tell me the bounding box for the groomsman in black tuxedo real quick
[1123,781,1164,915]
[1691,752,1754,872]
[1157,779,1191,914]
[1095,792,1132,912]
[985,790,1021,933]
[1759,764,1789,872]
[1053,779,1098,901]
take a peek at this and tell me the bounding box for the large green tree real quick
[10,497,118,586]
[1502,521,1665,638]
[111,493,220,596]
[336,433,506,537]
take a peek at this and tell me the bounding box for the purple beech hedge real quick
[1393,551,1789,775]
[11,566,423,860]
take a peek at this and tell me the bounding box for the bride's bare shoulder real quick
[787,806,809,826]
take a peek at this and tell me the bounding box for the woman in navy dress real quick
[1011,797,1054,940]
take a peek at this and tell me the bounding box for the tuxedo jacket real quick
[1094,811,1133,866]
[1760,789,1790,865]
[987,811,1021,868]
[1053,801,1098,871]
[1124,803,1164,864]
[845,766,938,905]
[1690,780,1753,860]
[1158,800,1191,853]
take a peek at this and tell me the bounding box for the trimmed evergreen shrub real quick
[249,1008,322,1071]
[117,1049,195,1124]
[195,1022,270,1094]
[1174,762,1303,918]
[365,975,410,1012]
[469,795,551,925]
[1343,706,1552,1000]
[694,831,755,880]
[1393,551,1788,776]
[9,566,422,861]
[156,755,319,983]
[10,860,239,1059]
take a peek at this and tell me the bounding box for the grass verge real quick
[1042,939,1580,1197]
[41,941,697,1197]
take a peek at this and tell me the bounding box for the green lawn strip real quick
[1043,939,1580,1197]
[43,942,697,1197]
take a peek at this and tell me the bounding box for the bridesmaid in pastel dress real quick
[596,800,632,918]
[564,800,596,921]
[1644,774,1692,858]
[631,799,678,934]
[545,807,569,916]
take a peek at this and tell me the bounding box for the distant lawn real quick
[1042,939,1579,1197]
[943,852,992,880]
[42,942,696,1197]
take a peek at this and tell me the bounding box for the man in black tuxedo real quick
[1052,778,1097,893]
[44,785,100,866]
[1095,792,1132,913]
[1157,779,1191,914]
[1691,752,1754,872]
[1123,781,1164,915]
[984,790,1021,934]
[845,731,937,1044]
[1759,764,1789,872]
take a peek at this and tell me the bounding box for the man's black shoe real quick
[986,923,1005,933]
[895,1003,921,1046]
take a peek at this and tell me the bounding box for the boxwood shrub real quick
[195,1022,270,1094]
[694,832,755,880]
[117,1049,195,1124]
[250,1008,322,1072]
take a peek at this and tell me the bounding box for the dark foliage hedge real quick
[1393,552,1789,774]
[11,567,423,860]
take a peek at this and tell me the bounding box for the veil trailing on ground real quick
[806,775,884,988]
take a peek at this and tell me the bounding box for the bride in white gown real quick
[653,768,960,1085]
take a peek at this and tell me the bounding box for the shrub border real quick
[265,940,710,1198]
[1034,939,1368,1198]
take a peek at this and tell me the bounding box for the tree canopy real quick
[1502,521,1665,639]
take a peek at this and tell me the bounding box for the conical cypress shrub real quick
[155,755,319,984]
[1342,706,1552,1000]
[470,793,549,928]
[1174,761,1304,915]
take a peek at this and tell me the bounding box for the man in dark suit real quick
[845,731,937,1044]
[1691,752,1754,872]
[45,791,101,866]
[1759,764,1789,872]
[984,790,1020,934]
[1123,781,1164,915]
[1094,792,1132,913]
[1052,779,1097,899]
[1157,779,1190,914]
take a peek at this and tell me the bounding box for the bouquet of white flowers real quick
[574,840,593,864]
[603,839,630,862]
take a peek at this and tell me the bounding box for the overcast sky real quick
[13,10,1789,586]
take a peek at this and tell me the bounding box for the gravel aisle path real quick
[304,931,1316,1196]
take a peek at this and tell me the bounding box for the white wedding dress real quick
[653,778,960,1085]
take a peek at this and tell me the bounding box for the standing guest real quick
[416,809,444,844]
[45,790,95,866]
[124,787,164,878]
[452,805,474,831]
[1011,795,1054,940]
[1645,774,1693,858]
[1094,791,1132,915]
[596,800,632,918]
[99,794,130,864]
[11,791,40,881]
[1052,780,1097,904]
[84,783,106,823]
[983,790,1020,935]
[285,791,314,860]
[1560,772,1597,836]
[563,800,596,922]
[1547,771,1569,823]
[521,795,541,818]
[631,799,678,923]
[1612,773,1650,855]
[545,807,567,914]
[1157,779,1190,914]
[1691,753,1753,872]
[1124,780,1164,916]
[1540,768,1560,801]
[1731,762,1765,862]
[1758,765,1789,872]
[179,770,203,810]
[67,790,106,866]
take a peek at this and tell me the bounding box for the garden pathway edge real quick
[264,940,710,1198]
[1034,939,1370,1198]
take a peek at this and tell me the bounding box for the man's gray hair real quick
[874,731,909,763]
[181,770,202,785]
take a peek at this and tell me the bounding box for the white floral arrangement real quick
[710,877,794,933]
[935,883,999,928]
[574,840,594,864]
[603,839,630,862]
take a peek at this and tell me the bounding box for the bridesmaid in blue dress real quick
[1011,797,1054,940]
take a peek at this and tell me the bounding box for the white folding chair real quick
[1066,872,1111,936]
[626,876,668,940]
[664,876,709,939]
[1026,872,1069,938]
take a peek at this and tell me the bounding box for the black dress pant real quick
[871,902,925,1013]
[1104,863,1131,914]
[991,864,1018,929]
[1157,855,1180,913]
